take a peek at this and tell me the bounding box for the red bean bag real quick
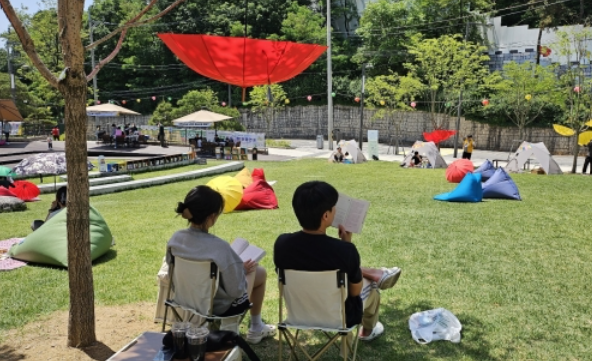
[251,168,266,181]
[0,187,16,197]
[235,179,278,210]
[445,159,474,183]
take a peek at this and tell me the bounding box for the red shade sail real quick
[423,130,456,144]
[157,34,327,88]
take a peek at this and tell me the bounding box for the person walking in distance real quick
[51,125,60,141]
[158,122,166,147]
[462,135,475,160]
[3,121,11,144]
[582,139,592,175]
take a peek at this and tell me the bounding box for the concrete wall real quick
[239,105,581,155]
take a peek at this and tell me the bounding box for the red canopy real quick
[423,130,456,144]
[158,34,327,88]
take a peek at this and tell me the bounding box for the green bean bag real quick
[8,206,113,267]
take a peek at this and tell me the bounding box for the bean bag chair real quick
[235,179,279,210]
[0,187,16,197]
[474,160,496,181]
[206,176,243,213]
[251,168,266,181]
[234,168,253,188]
[434,173,482,203]
[8,206,113,267]
[445,159,474,183]
[482,168,521,200]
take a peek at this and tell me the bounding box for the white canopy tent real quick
[506,141,562,174]
[172,110,233,128]
[86,103,141,117]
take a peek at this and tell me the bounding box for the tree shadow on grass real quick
[82,341,116,361]
[92,249,118,266]
[0,344,26,361]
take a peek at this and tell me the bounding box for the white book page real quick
[331,193,351,230]
[231,238,249,256]
[240,244,266,263]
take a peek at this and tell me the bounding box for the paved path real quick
[1,138,586,172]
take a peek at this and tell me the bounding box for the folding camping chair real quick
[277,269,360,361]
[161,256,249,333]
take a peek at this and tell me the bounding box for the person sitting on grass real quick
[409,151,422,167]
[31,186,67,231]
[333,147,344,163]
[274,181,402,343]
[167,185,276,344]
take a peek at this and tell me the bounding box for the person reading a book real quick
[167,185,276,344]
[274,181,402,342]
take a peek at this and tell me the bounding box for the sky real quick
[0,0,94,35]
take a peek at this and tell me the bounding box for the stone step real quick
[38,174,133,194]
[60,172,102,181]
[89,161,243,196]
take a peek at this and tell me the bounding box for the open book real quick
[231,238,266,262]
[331,193,370,234]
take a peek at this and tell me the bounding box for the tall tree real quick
[249,84,287,136]
[552,29,592,173]
[405,34,489,130]
[0,0,187,347]
[486,61,559,140]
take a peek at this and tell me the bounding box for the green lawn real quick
[1,160,591,360]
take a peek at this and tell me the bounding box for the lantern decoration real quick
[331,92,336,97]
[539,46,552,57]
[481,99,489,106]
[410,101,416,108]
[47,106,51,111]
[221,102,227,107]
[354,97,360,103]
[285,99,290,105]
[152,96,157,101]
[380,100,385,106]
[167,97,172,101]
[96,100,101,105]
[122,100,127,105]
[136,99,141,103]
[242,102,248,106]
[574,86,581,93]
[525,94,532,101]
[307,95,312,102]
[445,102,452,108]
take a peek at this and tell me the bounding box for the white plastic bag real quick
[408,308,462,344]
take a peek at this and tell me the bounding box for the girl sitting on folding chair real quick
[167,185,276,344]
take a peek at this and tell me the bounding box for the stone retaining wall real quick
[238,105,581,155]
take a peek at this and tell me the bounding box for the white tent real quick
[86,103,141,117]
[402,141,447,168]
[506,141,562,175]
[329,139,367,163]
[172,110,232,128]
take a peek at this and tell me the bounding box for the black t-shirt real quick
[412,155,422,165]
[274,231,363,327]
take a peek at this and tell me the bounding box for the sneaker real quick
[246,324,276,344]
[359,321,384,341]
[377,267,401,290]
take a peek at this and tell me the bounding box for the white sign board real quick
[367,130,379,159]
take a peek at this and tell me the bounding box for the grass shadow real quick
[0,344,26,361]
[93,249,118,266]
[81,341,116,361]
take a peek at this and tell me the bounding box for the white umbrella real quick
[172,110,232,127]
[86,103,141,117]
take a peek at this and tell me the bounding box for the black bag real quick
[163,330,261,361]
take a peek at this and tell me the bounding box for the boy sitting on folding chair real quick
[274,181,402,343]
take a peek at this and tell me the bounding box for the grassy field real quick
[1,160,591,360]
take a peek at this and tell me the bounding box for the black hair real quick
[175,185,224,225]
[414,151,419,155]
[292,181,338,230]
[56,186,67,206]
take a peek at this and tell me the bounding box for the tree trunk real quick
[571,131,580,174]
[536,26,543,65]
[57,0,95,347]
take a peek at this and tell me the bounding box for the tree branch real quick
[86,29,127,82]
[85,0,188,52]
[0,0,59,88]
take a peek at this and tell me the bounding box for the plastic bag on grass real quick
[408,308,462,344]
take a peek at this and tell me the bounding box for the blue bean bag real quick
[8,206,113,267]
[434,173,483,202]
[474,159,496,181]
[482,168,522,200]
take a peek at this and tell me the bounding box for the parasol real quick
[86,103,141,117]
[11,180,40,201]
[206,176,244,214]
[12,152,94,190]
[445,159,474,183]
[423,130,456,144]
[158,34,327,98]
[172,110,233,127]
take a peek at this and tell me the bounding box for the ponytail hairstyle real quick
[175,185,225,225]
